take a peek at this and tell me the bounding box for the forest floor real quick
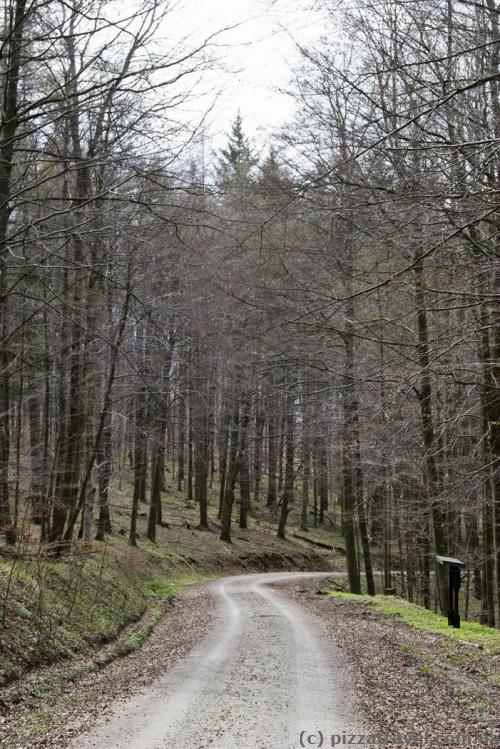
[1,573,498,748]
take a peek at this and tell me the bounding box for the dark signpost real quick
[436,556,466,629]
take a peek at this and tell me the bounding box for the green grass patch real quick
[0,542,202,687]
[328,591,500,654]
[149,578,178,598]
[419,663,434,677]
[111,603,164,659]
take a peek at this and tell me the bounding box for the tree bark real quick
[130,386,148,546]
[267,396,278,508]
[28,393,45,526]
[220,401,240,542]
[0,0,29,544]
[239,397,251,529]
[177,395,186,492]
[300,395,310,531]
[218,399,230,518]
[253,399,265,505]
[414,250,448,613]
[277,388,294,540]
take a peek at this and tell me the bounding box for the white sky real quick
[163,0,326,152]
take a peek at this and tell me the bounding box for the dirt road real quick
[72,572,365,749]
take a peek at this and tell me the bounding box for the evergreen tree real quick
[216,112,256,184]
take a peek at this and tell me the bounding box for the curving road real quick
[73,572,366,749]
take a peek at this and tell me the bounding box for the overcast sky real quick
[163,0,325,151]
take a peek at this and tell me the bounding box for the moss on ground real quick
[328,591,500,653]
[0,544,188,686]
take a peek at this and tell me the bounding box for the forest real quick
[0,0,500,732]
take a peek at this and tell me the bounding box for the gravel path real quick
[69,571,365,749]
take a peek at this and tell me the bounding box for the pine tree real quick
[216,112,256,184]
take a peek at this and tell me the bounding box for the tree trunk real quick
[318,437,328,524]
[218,400,230,518]
[300,397,310,531]
[0,0,29,544]
[192,356,210,529]
[267,402,278,508]
[187,402,193,502]
[177,396,185,492]
[277,409,285,495]
[220,401,240,543]
[147,428,164,542]
[414,250,448,613]
[343,309,375,596]
[253,400,265,504]
[28,393,45,526]
[130,387,148,546]
[277,389,294,540]
[95,410,113,541]
[239,397,251,529]
[341,379,361,594]
[82,483,95,542]
[479,294,497,626]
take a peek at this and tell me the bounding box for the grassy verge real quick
[1,473,341,690]
[0,543,196,687]
[328,591,500,654]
